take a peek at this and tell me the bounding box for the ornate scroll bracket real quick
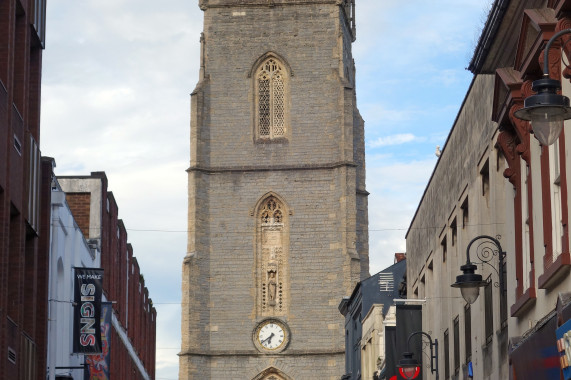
[468,235,506,289]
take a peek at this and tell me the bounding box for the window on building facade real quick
[461,197,469,228]
[500,260,507,327]
[481,159,490,198]
[451,219,457,247]
[427,259,433,297]
[522,165,531,291]
[464,304,471,364]
[453,316,460,374]
[255,58,287,140]
[444,329,450,380]
[442,236,447,263]
[549,140,563,263]
[20,334,36,380]
[484,275,493,344]
[538,133,571,290]
[33,0,47,47]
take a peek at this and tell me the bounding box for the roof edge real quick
[468,0,511,74]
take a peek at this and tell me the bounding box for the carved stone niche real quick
[256,195,289,317]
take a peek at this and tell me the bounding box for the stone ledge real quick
[510,286,537,318]
[187,161,358,173]
[178,349,345,357]
[538,252,571,290]
[200,0,339,10]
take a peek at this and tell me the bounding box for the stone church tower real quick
[180,0,368,378]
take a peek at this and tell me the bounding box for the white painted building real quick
[406,0,571,379]
[44,159,153,380]
[46,159,99,380]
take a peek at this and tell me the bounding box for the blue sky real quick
[41,0,492,378]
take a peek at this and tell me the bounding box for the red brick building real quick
[0,0,47,378]
[1,1,156,377]
[58,172,157,379]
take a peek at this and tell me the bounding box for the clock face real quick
[254,319,289,352]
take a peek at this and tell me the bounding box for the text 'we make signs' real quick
[73,268,104,354]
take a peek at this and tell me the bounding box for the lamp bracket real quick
[460,234,507,302]
[406,331,438,376]
[468,234,506,287]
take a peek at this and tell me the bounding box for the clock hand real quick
[261,332,275,345]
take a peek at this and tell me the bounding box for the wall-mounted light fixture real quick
[397,331,439,380]
[514,29,571,146]
[451,235,505,304]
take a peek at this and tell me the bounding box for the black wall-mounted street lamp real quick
[397,331,439,380]
[514,28,571,146]
[451,235,506,304]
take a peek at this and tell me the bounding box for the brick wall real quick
[0,3,46,378]
[65,192,91,237]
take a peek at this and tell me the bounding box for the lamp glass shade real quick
[530,109,564,146]
[398,366,420,380]
[460,286,480,305]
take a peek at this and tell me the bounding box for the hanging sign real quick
[85,302,112,379]
[73,267,104,354]
[556,318,571,380]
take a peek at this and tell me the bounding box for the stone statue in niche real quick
[267,269,277,306]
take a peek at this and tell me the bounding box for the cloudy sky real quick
[41,0,492,378]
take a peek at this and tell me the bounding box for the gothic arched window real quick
[255,58,288,140]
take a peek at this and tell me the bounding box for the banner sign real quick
[85,302,112,379]
[73,268,104,354]
[556,319,571,380]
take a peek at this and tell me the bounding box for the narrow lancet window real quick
[256,58,287,139]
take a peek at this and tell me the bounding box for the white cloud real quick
[368,133,419,148]
[367,158,439,274]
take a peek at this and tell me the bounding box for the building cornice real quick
[199,0,339,10]
[186,161,358,173]
[179,349,345,357]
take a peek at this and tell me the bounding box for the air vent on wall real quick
[7,347,16,364]
[379,273,394,292]
[13,135,22,155]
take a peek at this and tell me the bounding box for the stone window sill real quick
[510,286,536,318]
[538,252,571,290]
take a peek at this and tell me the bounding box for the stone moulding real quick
[248,52,293,78]
[252,367,294,380]
[186,161,358,173]
[199,0,340,10]
[178,348,345,356]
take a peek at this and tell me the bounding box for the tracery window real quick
[256,58,287,140]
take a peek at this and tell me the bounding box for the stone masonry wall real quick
[181,1,367,379]
[406,74,497,277]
